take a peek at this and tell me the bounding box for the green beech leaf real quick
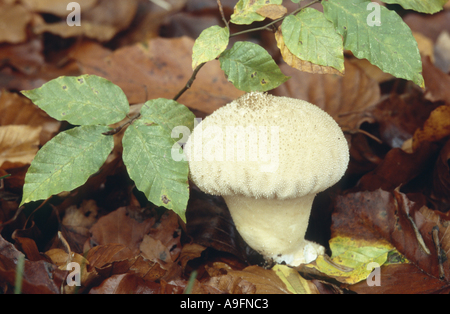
[122,99,194,221]
[231,0,282,25]
[219,41,290,92]
[20,125,113,206]
[21,75,129,126]
[381,0,446,14]
[139,98,195,135]
[323,0,424,87]
[192,25,229,69]
[281,8,344,73]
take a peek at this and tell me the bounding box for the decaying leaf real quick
[273,58,380,132]
[0,125,41,167]
[275,27,344,76]
[256,4,287,20]
[332,188,450,284]
[305,236,396,285]
[88,207,155,250]
[0,3,31,43]
[413,105,450,150]
[204,264,291,294]
[0,90,60,146]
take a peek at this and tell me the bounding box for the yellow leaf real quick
[272,264,316,294]
[305,236,395,285]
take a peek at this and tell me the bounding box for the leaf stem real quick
[217,0,230,34]
[173,62,206,101]
[102,113,141,135]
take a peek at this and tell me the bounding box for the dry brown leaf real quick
[275,27,344,76]
[357,142,438,192]
[178,243,206,270]
[412,105,450,150]
[0,3,31,43]
[332,188,450,285]
[0,235,67,294]
[0,125,41,167]
[33,22,118,42]
[69,37,245,113]
[89,273,161,294]
[60,199,99,253]
[205,264,291,294]
[422,56,450,104]
[273,58,380,132]
[256,4,287,20]
[21,0,97,16]
[45,247,98,293]
[413,31,435,62]
[0,90,60,146]
[430,138,450,211]
[32,0,138,42]
[0,38,44,75]
[88,207,155,250]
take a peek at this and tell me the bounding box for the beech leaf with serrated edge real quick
[122,99,194,222]
[219,41,290,92]
[281,8,344,74]
[323,0,424,88]
[20,125,113,206]
[21,74,129,126]
[192,25,229,70]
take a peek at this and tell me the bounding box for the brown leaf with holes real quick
[88,207,155,250]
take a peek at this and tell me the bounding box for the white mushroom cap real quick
[185,92,349,200]
[185,92,349,265]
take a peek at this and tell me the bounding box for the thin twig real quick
[173,62,207,101]
[217,0,230,33]
[102,113,141,136]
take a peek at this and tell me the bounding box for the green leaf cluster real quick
[21,75,194,222]
[191,0,448,91]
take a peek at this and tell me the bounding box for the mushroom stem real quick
[223,194,324,266]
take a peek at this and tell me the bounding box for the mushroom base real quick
[223,194,324,266]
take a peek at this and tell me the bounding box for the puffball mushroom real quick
[185,92,349,266]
